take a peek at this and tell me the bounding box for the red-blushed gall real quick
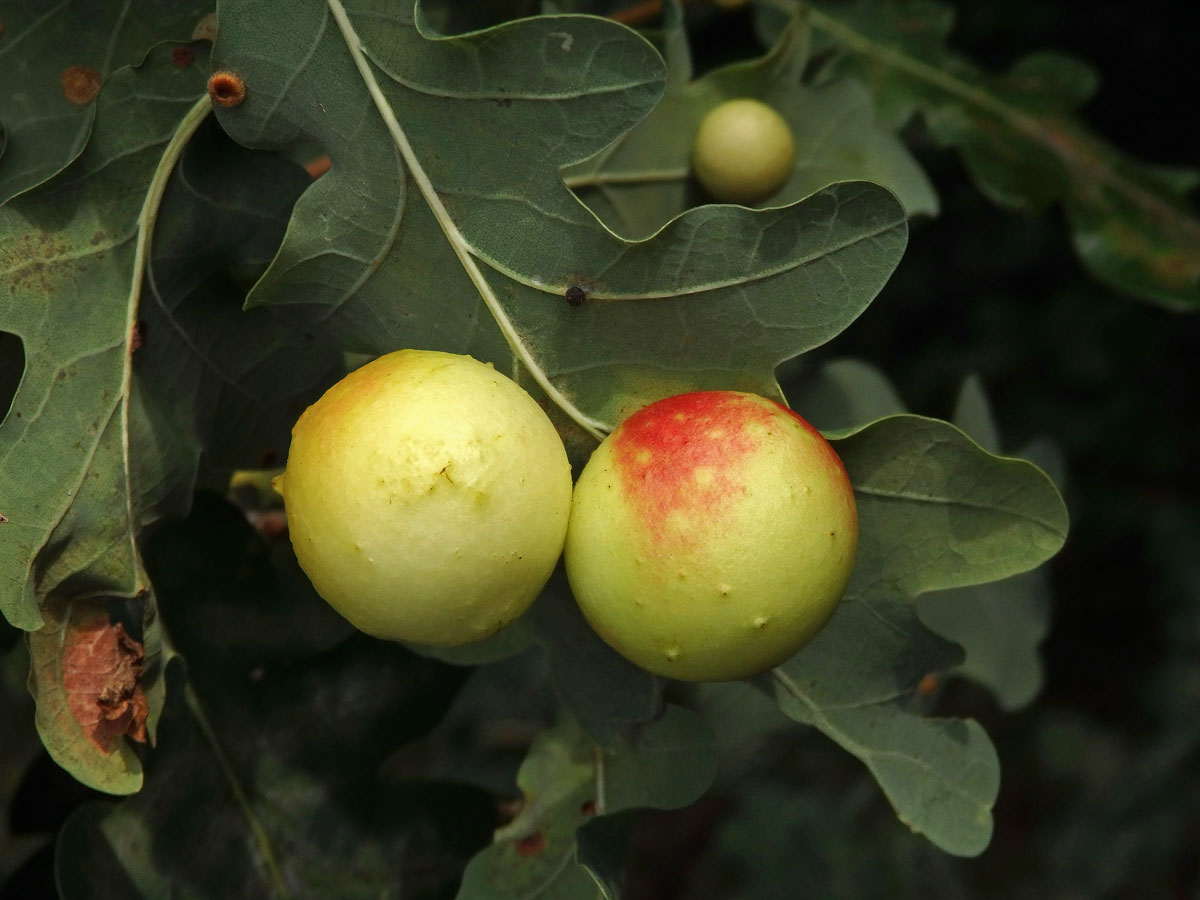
[564,391,857,681]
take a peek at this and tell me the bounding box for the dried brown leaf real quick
[61,616,149,752]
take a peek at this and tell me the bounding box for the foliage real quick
[1,0,1193,896]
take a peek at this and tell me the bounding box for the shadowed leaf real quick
[915,378,1062,710]
[0,1,213,203]
[798,0,1200,309]
[457,705,717,899]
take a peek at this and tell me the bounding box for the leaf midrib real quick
[325,0,609,440]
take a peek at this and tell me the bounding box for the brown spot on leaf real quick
[304,154,332,179]
[171,46,194,68]
[130,321,146,353]
[62,618,149,752]
[0,513,8,524]
[61,66,101,106]
[916,673,939,697]
[580,800,596,816]
[515,832,545,857]
[208,71,246,108]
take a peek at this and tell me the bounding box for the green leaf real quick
[918,567,1052,711]
[565,8,936,241]
[806,0,1200,310]
[26,601,148,794]
[457,705,717,899]
[763,413,1068,855]
[0,1,213,203]
[837,414,1068,594]
[532,574,663,749]
[914,378,1061,710]
[1,42,339,632]
[0,44,209,632]
[767,676,999,857]
[54,661,493,900]
[789,356,907,432]
[0,42,344,788]
[209,1,907,435]
[0,43,216,789]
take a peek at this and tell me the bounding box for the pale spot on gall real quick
[664,646,681,661]
[752,616,769,629]
[61,66,100,106]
